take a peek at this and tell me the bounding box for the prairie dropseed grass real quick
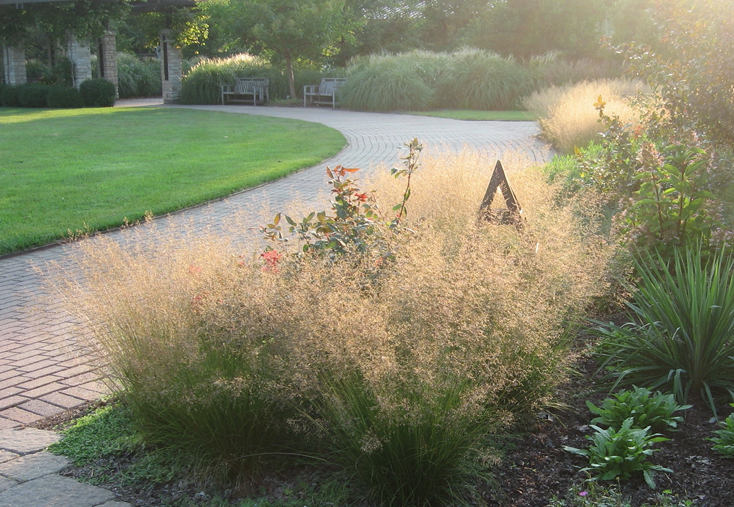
[56,149,615,504]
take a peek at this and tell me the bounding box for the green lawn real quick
[0,107,346,255]
[407,110,538,121]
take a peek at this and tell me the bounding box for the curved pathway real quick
[0,101,551,429]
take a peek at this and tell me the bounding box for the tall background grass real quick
[176,50,627,112]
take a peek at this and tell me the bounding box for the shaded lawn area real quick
[407,110,538,121]
[0,107,346,255]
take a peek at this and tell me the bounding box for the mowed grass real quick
[407,110,538,121]
[0,107,345,254]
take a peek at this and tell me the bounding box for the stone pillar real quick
[67,33,92,88]
[3,46,27,86]
[98,30,118,97]
[159,30,182,103]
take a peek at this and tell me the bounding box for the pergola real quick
[1,0,196,102]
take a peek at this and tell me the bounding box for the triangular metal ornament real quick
[479,160,523,228]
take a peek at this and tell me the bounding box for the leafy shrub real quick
[117,53,161,99]
[616,0,734,147]
[80,78,116,107]
[711,405,734,457]
[522,79,647,153]
[586,387,691,432]
[17,83,52,108]
[575,100,724,256]
[46,86,84,109]
[564,418,671,489]
[435,49,534,110]
[593,243,734,417]
[59,150,614,501]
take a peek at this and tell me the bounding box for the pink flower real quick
[579,491,588,497]
[261,250,282,272]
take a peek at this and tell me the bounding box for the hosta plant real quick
[711,404,734,458]
[564,418,672,489]
[587,387,691,432]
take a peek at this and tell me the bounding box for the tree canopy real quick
[0,0,129,46]
[201,0,358,96]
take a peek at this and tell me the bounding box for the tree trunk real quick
[285,50,296,98]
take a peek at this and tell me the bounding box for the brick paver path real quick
[0,102,551,428]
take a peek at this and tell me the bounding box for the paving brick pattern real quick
[0,427,129,507]
[0,101,552,430]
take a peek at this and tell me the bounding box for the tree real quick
[0,0,129,46]
[618,0,734,146]
[461,0,607,58]
[202,0,358,97]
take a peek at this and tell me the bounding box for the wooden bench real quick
[221,77,269,106]
[303,78,347,108]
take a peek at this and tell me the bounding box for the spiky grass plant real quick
[593,244,734,417]
[56,149,614,503]
[523,79,648,153]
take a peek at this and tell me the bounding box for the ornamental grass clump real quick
[57,148,613,504]
[340,53,438,112]
[523,79,647,153]
[435,49,534,110]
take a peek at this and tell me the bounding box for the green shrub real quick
[586,387,691,432]
[17,83,52,108]
[711,405,734,457]
[117,53,161,99]
[435,50,534,110]
[592,243,734,417]
[80,78,116,107]
[46,86,84,109]
[1,84,20,107]
[564,418,671,489]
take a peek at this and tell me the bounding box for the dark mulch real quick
[489,354,734,506]
[30,355,734,507]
